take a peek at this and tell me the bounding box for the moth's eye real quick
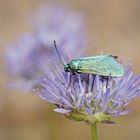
[68,64,71,68]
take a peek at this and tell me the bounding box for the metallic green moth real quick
[64,55,124,77]
[53,41,124,77]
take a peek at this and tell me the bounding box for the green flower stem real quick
[91,122,97,140]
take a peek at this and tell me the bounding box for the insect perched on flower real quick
[33,60,140,124]
[54,41,124,77]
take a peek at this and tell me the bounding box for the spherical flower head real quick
[34,62,140,124]
[5,5,86,91]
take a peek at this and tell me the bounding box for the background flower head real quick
[5,5,86,91]
[31,4,86,57]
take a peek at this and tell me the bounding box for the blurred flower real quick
[34,62,140,124]
[5,5,86,91]
[5,33,50,90]
[31,4,86,57]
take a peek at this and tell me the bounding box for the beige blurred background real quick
[1,0,140,140]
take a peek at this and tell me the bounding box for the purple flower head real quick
[34,61,140,124]
[31,4,86,58]
[5,5,86,91]
[5,33,52,90]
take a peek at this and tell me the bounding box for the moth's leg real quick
[65,73,72,94]
[76,69,82,74]
[65,72,80,93]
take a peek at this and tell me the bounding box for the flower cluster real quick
[34,61,140,124]
[5,5,86,91]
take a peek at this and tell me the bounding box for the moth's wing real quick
[76,55,108,74]
[77,55,124,76]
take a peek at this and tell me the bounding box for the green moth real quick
[54,41,124,77]
[64,55,124,77]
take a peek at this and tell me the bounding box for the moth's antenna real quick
[54,40,65,66]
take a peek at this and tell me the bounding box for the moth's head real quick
[64,64,71,72]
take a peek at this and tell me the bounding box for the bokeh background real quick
[1,0,140,140]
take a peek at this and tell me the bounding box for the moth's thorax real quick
[64,60,80,72]
[70,60,79,69]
